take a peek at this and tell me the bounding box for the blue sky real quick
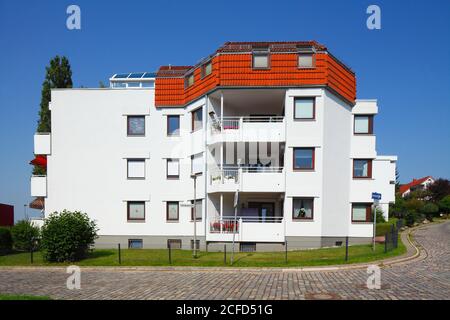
[0,0,449,220]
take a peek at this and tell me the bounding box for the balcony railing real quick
[209,216,283,233]
[210,166,283,185]
[31,175,47,197]
[34,133,51,155]
[213,116,284,132]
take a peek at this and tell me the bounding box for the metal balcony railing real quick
[211,116,284,133]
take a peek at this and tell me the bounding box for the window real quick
[293,148,315,170]
[127,116,145,136]
[191,199,202,221]
[192,108,203,131]
[298,54,314,68]
[352,203,372,222]
[202,61,212,77]
[167,159,180,179]
[191,153,203,175]
[353,159,372,178]
[166,201,179,221]
[190,239,200,250]
[294,98,315,119]
[185,74,194,88]
[167,239,182,249]
[127,201,145,221]
[128,239,143,249]
[167,115,180,136]
[127,159,145,179]
[354,115,373,134]
[293,198,314,220]
[252,50,269,69]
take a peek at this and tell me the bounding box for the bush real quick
[439,195,450,215]
[11,220,40,251]
[420,203,439,221]
[375,208,386,223]
[0,227,13,255]
[40,210,98,262]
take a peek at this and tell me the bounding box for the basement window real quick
[128,239,143,249]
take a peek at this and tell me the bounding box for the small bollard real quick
[285,241,288,264]
[118,243,122,264]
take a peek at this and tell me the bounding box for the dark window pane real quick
[168,115,180,136]
[354,160,369,177]
[294,148,313,169]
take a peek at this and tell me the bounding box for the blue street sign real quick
[372,192,382,200]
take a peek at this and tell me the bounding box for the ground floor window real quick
[191,199,202,221]
[190,239,200,250]
[167,239,182,249]
[352,203,372,222]
[128,239,143,249]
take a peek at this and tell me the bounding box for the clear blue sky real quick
[0,0,449,220]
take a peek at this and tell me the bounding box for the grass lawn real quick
[0,294,51,300]
[0,239,405,268]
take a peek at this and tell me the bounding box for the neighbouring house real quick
[0,203,14,227]
[399,176,434,198]
[30,41,397,251]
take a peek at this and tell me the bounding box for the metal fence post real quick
[168,243,172,265]
[30,245,33,264]
[384,233,388,253]
[224,244,226,265]
[345,236,349,261]
[118,243,121,265]
[285,241,288,264]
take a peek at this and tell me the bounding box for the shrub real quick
[375,208,386,223]
[0,227,13,255]
[40,210,98,262]
[420,203,439,221]
[10,220,40,251]
[438,195,450,215]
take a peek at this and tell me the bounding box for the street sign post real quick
[371,192,382,251]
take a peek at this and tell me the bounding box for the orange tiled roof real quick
[155,41,356,107]
[399,176,433,195]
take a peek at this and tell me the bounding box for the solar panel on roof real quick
[142,72,156,78]
[114,73,130,79]
[129,72,145,78]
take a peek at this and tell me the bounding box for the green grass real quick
[0,239,406,268]
[0,294,51,300]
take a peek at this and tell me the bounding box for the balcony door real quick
[248,202,275,222]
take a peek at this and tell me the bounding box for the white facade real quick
[31,83,397,250]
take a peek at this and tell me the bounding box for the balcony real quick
[207,216,285,242]
[209,167,285,193]
[208,116,285,144]
[31,175,47,197]
[34,133,51,155]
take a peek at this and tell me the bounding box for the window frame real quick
[191,199,202,221]
[166,158,180,179]
[166,201,179,222]
[353,115,374,135]
[294,97,316,120]
[128,239,143,249]
[252,50,270,69]
[127,115,146,136]
[293,147,315,171]
[298,53,315,69]
[353,159,373,179]
[127,159,146,180]
[167,115,180,136]
[185,73,195,88]
[167,239,182,249]
[191,107,203,132]
[351,203,372,223]
[127,201,145,221]
[201,61,212,78]
[292,197,314,220]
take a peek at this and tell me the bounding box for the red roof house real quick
[399,176,434,197]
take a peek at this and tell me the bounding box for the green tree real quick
[427,178,450,202]
[420,203,439,220]
[10,220,40,251]
[37,56,73,133]
[438,195,450,214]
[40,210,98,262]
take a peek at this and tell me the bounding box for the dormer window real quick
[297,45,315,69]
[252,48,270,69]
[185,73,194,88]
[202,61,212,78]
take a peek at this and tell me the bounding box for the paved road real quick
[0,222,449,300]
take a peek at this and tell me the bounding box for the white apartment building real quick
[31,41,397,251]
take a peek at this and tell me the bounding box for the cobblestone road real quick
[0,222,449,300]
